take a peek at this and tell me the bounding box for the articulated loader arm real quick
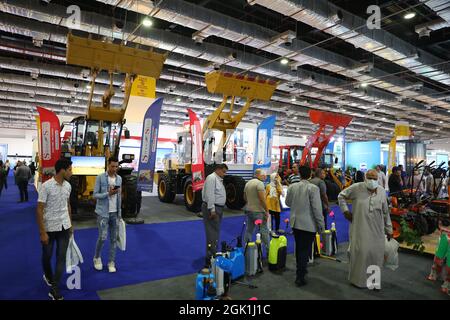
[66,33,167,122]
[300,110,352,169]
[66,34,167,157]
[203,71,278,149]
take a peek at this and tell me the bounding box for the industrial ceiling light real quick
[176,97,181,102]
[439,121,443,124]
[86,84,91,89]
[404,12,416,20]
[280,58,289,65]
[291,96,296,102]
[75,99,79,103]
[361,82,368,88]
[142,17,153,27]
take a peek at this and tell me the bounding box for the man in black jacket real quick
[388,166,403,196]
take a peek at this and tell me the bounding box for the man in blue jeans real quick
[93,157,122,273]
[37,158,73,300]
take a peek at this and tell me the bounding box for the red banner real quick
[36,107,61,170]
[188,109,205,192]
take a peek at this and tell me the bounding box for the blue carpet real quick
[0,174,349,300]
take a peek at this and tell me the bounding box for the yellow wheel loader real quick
[63,34,167,222]
[156,71,278,213]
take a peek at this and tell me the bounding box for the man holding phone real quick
[93,157,122,273]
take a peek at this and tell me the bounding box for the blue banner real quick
[253,115,276,173]
[137,98,163,192]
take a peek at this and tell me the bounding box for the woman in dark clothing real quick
[388,166,403,196]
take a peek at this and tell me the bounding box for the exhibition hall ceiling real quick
[0,0,449,142]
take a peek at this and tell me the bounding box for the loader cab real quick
[69,117,122,158]
[176,131,192,166]
[279,145,304,174]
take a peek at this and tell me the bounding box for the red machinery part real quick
[300,110,352,169]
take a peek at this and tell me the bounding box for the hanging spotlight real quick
[142,17,153,27]
[280,58,289,65]
[404,12,416,20]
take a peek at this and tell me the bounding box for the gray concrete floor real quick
[98,247,449,300]
[73,195,243,229]
[74,195,449,300]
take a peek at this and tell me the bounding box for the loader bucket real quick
[205,71,278,101]
[309,110,353,128]
[66,34,167,79]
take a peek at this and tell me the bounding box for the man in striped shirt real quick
[288,163,301,185]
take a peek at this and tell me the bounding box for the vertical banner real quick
[388,137,397,174]
[253,116,276,173]
[188,108,205,191]
[36,107,61,176]
[137,98,163,192]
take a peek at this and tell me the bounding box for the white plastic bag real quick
[117,218,126,251]
[384,236,399,271]
[66,235,84,273]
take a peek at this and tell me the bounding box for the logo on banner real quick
[257,129,267,165]
[141,118,152,164]
[42,122,51,160]
[55,129,60,151]
[152,127,158,153]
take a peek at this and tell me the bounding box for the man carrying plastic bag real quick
[384,236,399,271]
[66,235,84,273]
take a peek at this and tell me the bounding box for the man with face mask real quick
[338,169,393,289]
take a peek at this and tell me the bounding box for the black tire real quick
[413,214,428,237]
[69,176,79,215]
[158,173,176,203]
[224,175,246,210]
[183,178,202,213]
[122,174,137,219]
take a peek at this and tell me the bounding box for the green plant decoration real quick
[399,219,425,252]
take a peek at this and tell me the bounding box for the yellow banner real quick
[394,123,410,137]
[130,76,156,98]
[388,137,396,174]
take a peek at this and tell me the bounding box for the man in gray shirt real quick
[286,166,324,287]
[202,163,228,267]
[15,161,31,202]
[243,169,269,255]
[310,168,330,228]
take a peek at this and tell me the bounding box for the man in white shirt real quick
[202,164,228,267]
[376,165,387,189]
[93,157,122,273]
[37,158,73,300]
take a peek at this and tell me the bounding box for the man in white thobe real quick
[338,169,393,289]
